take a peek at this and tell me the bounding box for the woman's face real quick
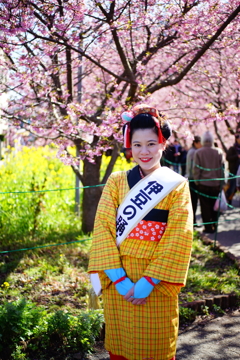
[131,128,165,176]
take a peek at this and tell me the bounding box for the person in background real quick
[193,131,224,233]
[171,139,182,173]
[88,104,193,360]
[225,133,240,204]
[186,135,202,226]
[180,144,188,177]
[161,141,174,168]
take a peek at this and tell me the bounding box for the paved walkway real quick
[195,192,240,259]
[87,194,240,360]
[88,308,240,360]
[177,309,240,359]
[175,193,240,359]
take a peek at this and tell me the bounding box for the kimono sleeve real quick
[88,172,123,273]
[143,180,193,286]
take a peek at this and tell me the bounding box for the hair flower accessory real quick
[132,104,159,118]
[121,111,134,122]
[121,110,134,148]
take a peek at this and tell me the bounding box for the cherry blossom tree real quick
[0,0,239,231]
[163,39,240,151]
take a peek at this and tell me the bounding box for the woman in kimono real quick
[88,104,193,360]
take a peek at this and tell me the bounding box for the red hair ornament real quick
[121,105,164,149]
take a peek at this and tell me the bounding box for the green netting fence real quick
[0,171,239,254]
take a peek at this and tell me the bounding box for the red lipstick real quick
[140,158,151,163]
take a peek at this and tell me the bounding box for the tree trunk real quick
[213,120,227,153]
[82,156,103,233]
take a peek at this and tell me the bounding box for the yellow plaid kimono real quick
[88,168,193,360]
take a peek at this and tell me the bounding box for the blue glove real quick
[104,268,134,296]
[134,276,160,299]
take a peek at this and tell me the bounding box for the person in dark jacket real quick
[171,139,182,173]
[180,145,188,177]
[162,142,174,168]
[186,135,202,225]
[193,131,224,233]
[225,133,240,204]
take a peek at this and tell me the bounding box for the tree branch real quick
[147,5,240,93]
[66,46,73,102]
[101,143,120,184]
[96,2,136,84]
[146,50,190,89]
[213,120,227,153]
[71,164,84,183]
[27,29,133,84]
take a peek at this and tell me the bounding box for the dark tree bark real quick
[82,157,103,233]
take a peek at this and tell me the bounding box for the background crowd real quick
[162,132,240,233]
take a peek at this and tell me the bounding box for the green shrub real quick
[0,299,104,359]
[46,309,104,353]
[0,298,47,357]
[212,304,225,315]
[179,306,197,324]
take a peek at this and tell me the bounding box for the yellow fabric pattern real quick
[88,170,193,287]
[103,270,178,360]
[88,169,193,360]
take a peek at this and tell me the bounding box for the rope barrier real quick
[0,175,239,195]
[0,184,104,195]
[189,185,238,210]
[163,158,186,166]
[195,217,239,227]
[188,175,239,182]
[194,163,223,171]
[0,163,239,254]
[0,215,239,255]
[214,170,224,244]
[0,238,92,254]
[189,186,218,200]
[163,158,223,170]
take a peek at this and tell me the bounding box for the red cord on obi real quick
[113,276,127,285]
[144,276,156,286]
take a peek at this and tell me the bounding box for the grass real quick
[1,233,240,314]
[0,146,133,251]
[0,241,92,313]
[0,147,240,357]
[2,232,239,358]
[179,234,240,304]
[0,226,239,358]
[0,146,133,319]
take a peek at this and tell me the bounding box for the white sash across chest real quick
[90,167,185,296]
[116,166,185,246]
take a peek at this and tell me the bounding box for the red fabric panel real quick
[109,352,175,360]
[127,220,167,242]
[109,352,128,360]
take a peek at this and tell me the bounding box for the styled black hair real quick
[129,113,172,141]
[192,135,201,147]
[161,120,172,141]
[130,114,157,139]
